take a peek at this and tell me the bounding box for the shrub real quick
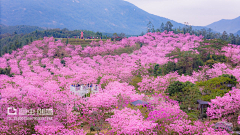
[0,67,14,77]
[90,126,95,131]
[166,81,202,113]
[165,81,185,96]
[187,112,199,121]
[96,76,102,84]
[197,76,235,101]
[61,59,66,65]
[41,64,46,68]
[129,76,142,91]
[233,127,240,131]
[218,74,237,86]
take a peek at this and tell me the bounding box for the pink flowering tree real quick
[207,87,240,127]
[2,31,240,134]
[106,107,158,135]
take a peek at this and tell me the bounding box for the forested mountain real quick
[0,24,45,34]
[1,0,206,35]
[206,16,240,34]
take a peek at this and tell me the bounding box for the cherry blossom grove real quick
[0,31,240,134]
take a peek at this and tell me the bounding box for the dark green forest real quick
[0,24,45,35]
[145,21,240,45]
[0,29,106,56]
[1,21,240,57]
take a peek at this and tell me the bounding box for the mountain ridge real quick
[1,0,206,35]
[235,30,240,36]
[206,16,240,34]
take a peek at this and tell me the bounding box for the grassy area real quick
[113,43,141,56]
[60,38,107,47]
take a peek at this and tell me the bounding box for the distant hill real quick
[0,0,206,35]
[235,30,240,36]
[0,24,45,34]
[206,16,240,34]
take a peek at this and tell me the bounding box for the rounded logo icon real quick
[7,107,17,115]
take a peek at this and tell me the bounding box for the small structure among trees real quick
[70,83,99,97]
[197,100,210,116]
[131,100,148,107]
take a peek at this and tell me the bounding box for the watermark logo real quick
[36,108,53,116]
[1,103,66,123]
[7,107,17,115]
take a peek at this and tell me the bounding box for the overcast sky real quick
[124,0,240,26]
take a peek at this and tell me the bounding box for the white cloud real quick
[124,0,240,26]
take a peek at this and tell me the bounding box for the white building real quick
[70,84,99,97]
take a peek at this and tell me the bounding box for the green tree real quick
[147,21,154,33]
[168,50,203,75]
[140,32,145,36]
[161,61,177,76]
[129,76,142,92]
[119,33,126,38]
[112,33,118,39]
[221,31,228,41]
[153,64,161,77]
[19,42,23,48]
[95,32,102,38]
[0,67,14,77]
[160,23,165,32]
[25,38,29,45]
[236,35,240,45]
[14,40,19,48]
[164,21,173,32]
[183,22,193,34]
[197,76,235,101]
[66,38,68,45]
[61,60,66,66]
[229,33,236,44]
[156,27,160,32]
[151,25,155,33]
[11,44,16,50]
[165,81,202,112]
[2,46,7,54]
[218,74,237,86]
[0,44,2,56]
[165,81,186,96]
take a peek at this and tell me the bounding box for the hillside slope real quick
[0,24,45,34]
[235,30,240,36]
[1,0,205,35]
[206,16,240,34]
